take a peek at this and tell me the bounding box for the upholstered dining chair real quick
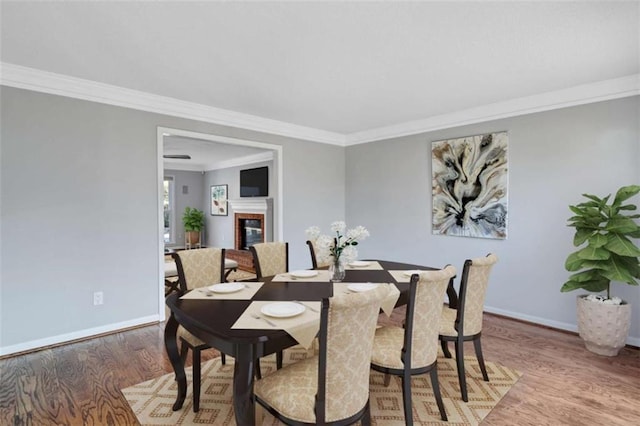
[249,241,288,369]
[306,240,332,269]
[172,247,226,412]
[439,253,498,402]
[370,265,457,424]
[250,241,289,279]
[254,285,388,425]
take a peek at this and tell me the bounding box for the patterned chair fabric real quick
[371,266,456,370]
[370,265,457,424]
[250,242,288,279]
[254,285,388,424]
[306,240,332,269]
[439,253,498,403]
[174,248,225,291]
[440,253,498,337]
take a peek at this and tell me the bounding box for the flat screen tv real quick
[240,166,268,197]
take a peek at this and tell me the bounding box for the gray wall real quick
[2,84,637,353]
[204,160,275,249]
[346,96,640,343]
[0,86,345,352]
[163,169,205,247]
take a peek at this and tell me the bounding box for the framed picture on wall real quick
[210,184,228,216]
[431,131,508,239]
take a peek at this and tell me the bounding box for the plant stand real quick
[576,296,631,356]
[185,231,202,249]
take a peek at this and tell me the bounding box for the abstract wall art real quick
[431,131,508,239]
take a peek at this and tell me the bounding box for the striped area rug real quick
[122,348,521,425]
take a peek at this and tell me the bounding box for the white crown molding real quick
[0,62,346,146]
[2,63,637,147]
[346,74,640,145]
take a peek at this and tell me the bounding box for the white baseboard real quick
[0,315,161,357]
[484,305,640,347]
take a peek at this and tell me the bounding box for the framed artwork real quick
[431,131,508,239]
[210,184,228,216]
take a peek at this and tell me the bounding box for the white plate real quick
[402,270,423,277]
[261,302,306,318]
[208,283,244,293]
[347,283,379,293]
[290,270,319,278]
[348,261,370,267]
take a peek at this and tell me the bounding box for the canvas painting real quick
[432,131,508,239]
[210,184,228,216]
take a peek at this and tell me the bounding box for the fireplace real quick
[235,213,264,250]
[227,198,274,272]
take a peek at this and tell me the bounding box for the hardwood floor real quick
[1,313,638,425]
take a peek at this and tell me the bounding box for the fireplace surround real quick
[227,198,273,272]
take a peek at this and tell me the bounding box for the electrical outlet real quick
[93,291,104,306]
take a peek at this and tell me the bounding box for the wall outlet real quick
[93,291,104,306]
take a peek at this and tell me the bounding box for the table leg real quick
[233,344,257,425]
[164,313,187,411]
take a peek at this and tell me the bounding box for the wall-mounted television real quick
[240,166,268,197]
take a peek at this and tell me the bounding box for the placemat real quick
[344,260,384,270]
[333,282,400,316]
[180,282,264,300]
[388,269,430,283]
[232,301,321,348]
[271,270,332,282]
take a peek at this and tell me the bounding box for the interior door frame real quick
[156,126,284,320]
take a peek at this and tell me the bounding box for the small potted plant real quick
[562,185,640,356]
[182,207,205,246]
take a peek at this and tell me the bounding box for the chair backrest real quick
[173,248,225,292]
[457,253,499,336]
[306,240,332,269]
[405,265,457,369]
[316,285,388,423]
[249,242,288,279]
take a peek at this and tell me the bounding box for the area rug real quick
[122,348,521,425]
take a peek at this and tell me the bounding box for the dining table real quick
[164,259,456,425]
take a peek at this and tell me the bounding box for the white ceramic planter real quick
[576,295,631,356]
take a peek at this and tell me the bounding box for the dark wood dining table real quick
[164,259,454,425]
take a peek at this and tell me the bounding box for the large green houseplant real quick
[182,207,205,246]
[562,184,640,355]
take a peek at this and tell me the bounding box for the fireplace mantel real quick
[229,198,274,247]
[228,198,272,214]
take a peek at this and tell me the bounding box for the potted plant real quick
[562,185,640,356]
[182,207,205,246]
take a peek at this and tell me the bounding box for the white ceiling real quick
[163,135,273,171]
[1,1,638,144]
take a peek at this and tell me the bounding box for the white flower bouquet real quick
[305,221,370,265]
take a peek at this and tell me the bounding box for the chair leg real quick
[276,351,283,369]
[441,339,452,358]
[192,348,201,412]
[473,337,489,382]
[255,359,262,380]
[221,353,226,365]
[454,339,468,402]
[361,400,372,426]
[430,366,448,421]
[179,341,189,366]
[401,372,413,426]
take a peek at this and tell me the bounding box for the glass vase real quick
[329,257,346,282]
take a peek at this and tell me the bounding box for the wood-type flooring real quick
[1,311,638,425]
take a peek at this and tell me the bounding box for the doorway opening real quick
[156,127,284,319]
